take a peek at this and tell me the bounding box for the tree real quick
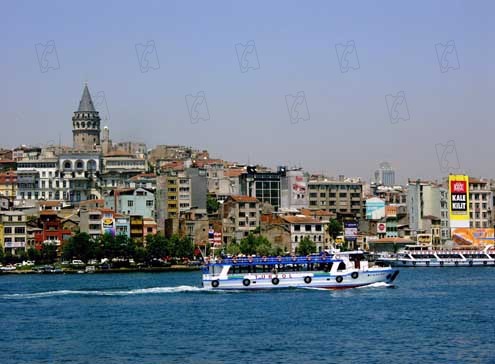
[27,248,41,263]
[328,219,343,240]
[174,236,194,259]
[240,233,258,255]
[207,195,220,214]
[146,234,170,260]
[297,237,316,256]
[62,232,96,262]
[40,244,58,264]
[255,236,272,256]
[226,242,241,256]
[0,249,4,264]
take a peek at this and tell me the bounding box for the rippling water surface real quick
[1,269,494,364]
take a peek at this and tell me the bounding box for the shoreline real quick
[0,265,201,275]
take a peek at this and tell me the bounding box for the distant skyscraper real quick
[374,162,395,186]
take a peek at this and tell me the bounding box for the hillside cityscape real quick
[0,85,492,265]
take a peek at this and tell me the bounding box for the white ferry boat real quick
[377,244,495,267]
[202,252,399,290]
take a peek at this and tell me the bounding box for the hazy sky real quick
[2,0,494,183]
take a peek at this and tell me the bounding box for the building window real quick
[305,225,311,232]
[146,200,153,207]
[15,227,25,234]
[4,227,12,234]
[128,201,134,207]
[294,225,300,231]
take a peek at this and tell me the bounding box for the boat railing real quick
[206,255,344,266]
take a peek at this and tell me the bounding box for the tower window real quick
[81,122,85,128]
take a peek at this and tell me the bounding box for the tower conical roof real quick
[78,84,96,112]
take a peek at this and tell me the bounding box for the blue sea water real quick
[1,269,494,364]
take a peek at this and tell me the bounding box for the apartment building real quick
[469,178,492,228]
[308,176,364,219]
[407,180,450,243]
[105,188,155,219]
[222,195,261,244]
[1,211,28,254]
[281,215,325,253]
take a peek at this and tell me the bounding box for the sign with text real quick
[344,221,358,241]
[449,175,470,228]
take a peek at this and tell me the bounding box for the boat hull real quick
[203,268,399,291]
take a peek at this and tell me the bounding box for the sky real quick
[2,0,494,183]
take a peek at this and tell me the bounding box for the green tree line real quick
[61,232,195,265]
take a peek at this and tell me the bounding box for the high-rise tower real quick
[72,84,101,150]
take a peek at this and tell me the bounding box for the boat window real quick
[209,265,223,275]
[337,262,346,271]
[489,254,495,259]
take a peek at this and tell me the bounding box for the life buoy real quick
[272,277,280,285]
[306,255,312,262]
[304,276,312,284]
[211,280,219,288]
[351,272,358,279]
[243,279,251,287]
[336,276,343,283]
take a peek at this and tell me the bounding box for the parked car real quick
[71,260,85,266]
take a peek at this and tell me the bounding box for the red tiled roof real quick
[129,173,156,181]
[300,208,332,217]
[224,168,244,177]
[228,195,259,203]
[79,199,104,206]
[40,210,58,215]
[39,200,61,207]
[281,215,320,224]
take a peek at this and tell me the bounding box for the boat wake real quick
[357,282,395,289]
[1,285,206,299]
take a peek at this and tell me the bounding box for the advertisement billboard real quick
[449,175,470,228]
[102,213,115,236]
[451,228,494,247]
[416,234,432,245]
[377,223,386,234]
[208,227,222,247]
[385,206,397,218]
[344,221,358,241]
[365,198,385,220]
